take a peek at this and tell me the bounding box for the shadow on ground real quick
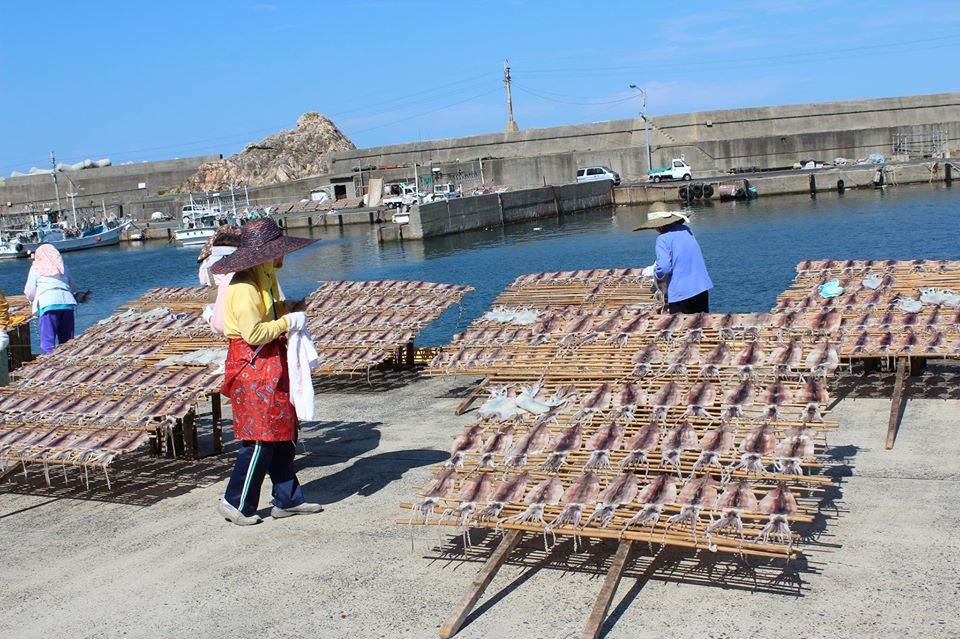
[302,448,446,505]
[312,367,424,394]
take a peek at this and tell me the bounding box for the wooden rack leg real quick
[454,379,489,417]
[439,530,522,639]
[183,410,197,460]
[886,356,907,450]
[211,393,223,455]
[580,540,634,639]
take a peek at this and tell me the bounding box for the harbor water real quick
[1,183,957,351]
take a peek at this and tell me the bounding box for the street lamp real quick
[629,84,652,172]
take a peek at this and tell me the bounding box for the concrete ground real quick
[1,368,958,639]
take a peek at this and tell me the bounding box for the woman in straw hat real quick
[634,202,713,314]
[210,218,324,525]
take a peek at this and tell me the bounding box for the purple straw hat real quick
[210,218,316,274]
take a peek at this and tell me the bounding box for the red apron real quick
[222,336,299,442]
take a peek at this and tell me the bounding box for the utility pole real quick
[629,84,653,171]
[50,151,63,216]
[504,59,519,133]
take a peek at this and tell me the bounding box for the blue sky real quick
[1,1,957,174]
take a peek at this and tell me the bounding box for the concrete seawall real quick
[392,180,612,241]
[612,161,954,204]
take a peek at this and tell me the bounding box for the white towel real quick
[287,327,319,421]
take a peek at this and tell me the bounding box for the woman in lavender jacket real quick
[24,244,79,354]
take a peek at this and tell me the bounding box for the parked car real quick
[150,211,170,221]
[577,166,621,186]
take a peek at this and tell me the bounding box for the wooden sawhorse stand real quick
[438,531,635,639]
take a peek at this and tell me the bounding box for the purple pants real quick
[39,309,75,354]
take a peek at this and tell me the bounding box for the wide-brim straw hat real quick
[210,218,317,274]
[197,224,242,263]
[632,201,691,231]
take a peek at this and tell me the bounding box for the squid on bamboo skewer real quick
[503,419,553,469]
[620,475,677,544]
[660,421,699,476]
[773,427,817,475]
[547,471,601,551]
[619,423,661,474]
[705,480,759,551]
[693,423,735,479]
[608,383,645,423]
[499,475,565,549]
[477,471,529,522]
[631,343,664,379]
[440,472,494,547]
[760,380,794,421]
[539,424,584,472]
[735,423,776,474]
[583,421,625,470]
[411,466,458,522]
[663,475,720,544]
[756,483,799,552]
[478,423,516,469]
[682,381,717,419]
[583,472,639,529]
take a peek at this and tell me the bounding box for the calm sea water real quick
[2,183,957,350]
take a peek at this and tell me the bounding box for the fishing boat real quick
[0,235,27,259]
[175,203,222,246]
[21,218,131,253]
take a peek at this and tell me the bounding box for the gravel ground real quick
[1,369,958,639]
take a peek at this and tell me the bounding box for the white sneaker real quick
[217,498,263,526]
[271,502,324,519]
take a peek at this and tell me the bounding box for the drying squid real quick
[539,423,584,472]
[664,475,720,544]
[499,475,565,549]
[659,342,701,379]
[769,338,803,378]
[736,423,777,474]
[807,310,842,333]
[609,383,646,422]
[440,472,495,547]
[804,342,839,379]
[799,378,829,422]
[447,423,486,468]
[547,472,601,551]
[733,341,766,379]
[571,383,612,423]
[584,421,625,470]
[698,343,731,381]
[705,480,759,549]
[478,423,516,469]
[660,421,699,475]
[760,380,794,421]
[693,423,735,478]
[583,472,639,529]
[630,343,663,378]
[620,475,677,539]
[684,313,715,342]
[477,471,530,521]
[619,423,661,473]
[682,381,717,419]
[756,483,799,550]
[412,466,459,522]
[514,384,552,415]
[477,387,520,422]
[773,427,817,475]
[721,379,755,420]
[606,313,650,348]
[653,313,687,343]
[649,381,681,423]
[503,419,553,468]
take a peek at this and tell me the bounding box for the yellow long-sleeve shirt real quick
[222,266,289,345]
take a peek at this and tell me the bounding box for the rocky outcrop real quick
[186,113,355,191]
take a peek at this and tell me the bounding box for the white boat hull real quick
[176,228,217,246]
[23,221,130,254]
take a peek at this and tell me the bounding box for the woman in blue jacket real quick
[24,244,79,353]
[635,202,713,314]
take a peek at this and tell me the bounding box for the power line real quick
[512,84,637,106]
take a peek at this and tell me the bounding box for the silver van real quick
[577,166,621,186]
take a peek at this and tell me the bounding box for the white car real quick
[577,166,621,186]
[150,211,170,221]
